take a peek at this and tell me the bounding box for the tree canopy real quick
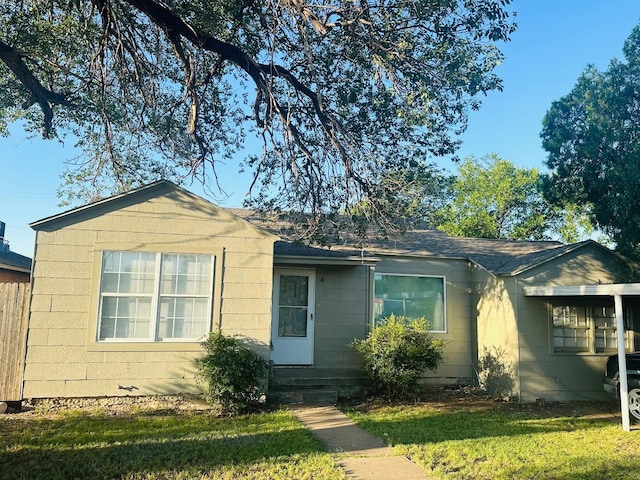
[433,154,559,241]
[541,23,640,259]
[0,0,516,241]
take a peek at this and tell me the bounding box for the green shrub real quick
[196,330,269,415]
[350,314,446,400]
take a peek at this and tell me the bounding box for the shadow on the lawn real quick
[1,412,326,480]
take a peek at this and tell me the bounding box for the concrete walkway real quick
[290,405,431,480]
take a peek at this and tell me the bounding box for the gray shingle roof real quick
[354,229,573,275]
[489,242,593,276]
[229,208,599,276]
[274,241,366,259]
[0,246,32,272]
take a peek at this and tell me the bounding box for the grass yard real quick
[3,392,639,480]
[344,392,640,480]
[0,406,347,480]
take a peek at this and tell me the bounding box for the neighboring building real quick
[22,181,639,402]
[0,221,32,283]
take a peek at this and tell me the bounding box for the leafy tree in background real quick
[541,23,640,259]
[0,0,516,241]
[554,202,601,246]
[434,154,559,240]
[347,161,454,239]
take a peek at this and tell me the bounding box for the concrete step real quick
[268,368,373,404]
[270,368,372,399]
[268,388,338,405]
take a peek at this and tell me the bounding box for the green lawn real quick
[344,402,640,480]
[0,408,347,480]
[4,399,639,480]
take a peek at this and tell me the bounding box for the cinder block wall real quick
[24,186,275,398]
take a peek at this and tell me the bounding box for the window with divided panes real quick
[551,303,632,353]
[97,251,214,342]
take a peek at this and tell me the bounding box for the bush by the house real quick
[350,314,446,400]
[196,330,269,415]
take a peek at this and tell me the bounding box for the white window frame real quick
[373,273,447,333]
[97,251,215,343]
[550,302,632,354]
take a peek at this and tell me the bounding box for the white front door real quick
[271,268,315,365]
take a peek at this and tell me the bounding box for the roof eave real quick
[274,254,379,266]
[507,240,604,277]
[28,180,278,241]
[0,263,31,273]
[367,250,470,262]
[29,181,174,229]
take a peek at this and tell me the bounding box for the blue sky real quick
[2,1,640,257]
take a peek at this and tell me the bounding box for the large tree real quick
[541,24,640,259]
[434,154,562,241]
[0,0,515,241]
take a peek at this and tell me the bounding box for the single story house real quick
[23,181,639,402]
[0,221,32,283]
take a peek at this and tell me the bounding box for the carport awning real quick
[524,282,640,432]
[523,283,640,297]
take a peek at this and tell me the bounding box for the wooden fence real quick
[0,283,30,402]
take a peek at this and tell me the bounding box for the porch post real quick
[614,294,630,432]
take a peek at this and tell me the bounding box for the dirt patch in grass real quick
[4,387,623,423]
[345,386,624,423]
[6,394,220,417]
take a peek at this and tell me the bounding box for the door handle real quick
[310,313,314,322]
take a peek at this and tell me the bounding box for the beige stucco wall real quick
[313,265,370,368]
[472,265,521,398]
[374,256,474,383]
[513,245,627,402]
[24,185,275,398]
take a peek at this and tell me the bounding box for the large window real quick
[374,274,446,332]
[98,251,214,342]
[551,303,632,353]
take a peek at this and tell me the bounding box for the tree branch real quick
[0,39,74,137]
[123,0,269,90]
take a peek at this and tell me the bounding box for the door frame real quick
[271,268,316,365]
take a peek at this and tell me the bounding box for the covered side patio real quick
[524,283,640,431]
